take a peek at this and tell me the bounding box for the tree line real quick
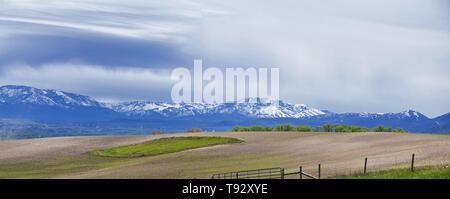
[231,124,407,133]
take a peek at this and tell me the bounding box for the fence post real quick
[318,164,321,179]
[364,157,368,175]
[236,172,239,179]
[299,166,303,179]
[411,153,415,172]
[281,168,285,179]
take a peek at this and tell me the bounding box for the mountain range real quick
[0,85,449,139]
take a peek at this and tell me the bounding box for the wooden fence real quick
[211,166,320,179]
[211,153,418,179]
[212,167,284,179]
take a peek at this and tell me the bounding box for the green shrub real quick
[373,125,386,132]
[295,125,311,132]
[350,126,370,132]
[335,125,351,132]
[394,128,407,133]
[231,126,252,132]
[231,126,241,132]
[322,124,334,132]
[249,125,273,131]
[372,125,403,132]
[313,126,323,132]
[274,124,295,131]
[230,124,405,133]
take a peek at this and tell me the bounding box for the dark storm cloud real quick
[0,30,192,68]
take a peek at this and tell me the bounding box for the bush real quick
[249,125,273,131]
[187,128,202,133]
[331,124,371,132]
[313,126,323,132]
[373,125,385,132]
[230,124,405,133]
[322,124,334,132]
[274,124,295,131]
[394,128,407,133]
[232,125,283,132]
[335,125,351,132]
[295,125,311,132]
[231,126,242,132]
[231,126,252,132]
[350,126,370,132]
[372,125,396,132]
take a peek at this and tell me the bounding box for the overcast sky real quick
[0,0,449,117]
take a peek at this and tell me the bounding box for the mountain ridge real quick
[0,85,436,119]
[0,85,448,137]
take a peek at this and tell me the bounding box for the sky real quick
[0,0,449,117]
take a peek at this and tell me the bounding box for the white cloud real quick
[0,0,229,42]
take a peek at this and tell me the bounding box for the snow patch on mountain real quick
[0,85,433,120]
[0,85,102,108]
[110,98,326,118]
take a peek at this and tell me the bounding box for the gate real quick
[211,167,284,179]
[211,166,319,179]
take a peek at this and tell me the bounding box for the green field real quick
[0,132,448,179]
[91,136,243,158]
[338,166,450,179]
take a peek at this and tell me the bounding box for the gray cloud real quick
[187,0,450,117]
[0,31,192,67]
[0,0,449,117]
[0,63,174,102]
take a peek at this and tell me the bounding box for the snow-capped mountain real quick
[330,110,428,120]
[0,85,102,108]
[0,85,117,122]
[0,85,430,120]
[0,85,325,119]
[0,85,448,137]
[110,98,325,118]
[109,101,215,117]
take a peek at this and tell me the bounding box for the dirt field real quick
[0,132,449,178]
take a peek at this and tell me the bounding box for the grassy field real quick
[338,166,450,179]
[91,136,243,158]
[0,132,449,178]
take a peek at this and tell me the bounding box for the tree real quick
[335,125,351,132]
[275,124,295,131]
[249,126,273,131]
[295,125,311,132]
[373,125,393,132]
[322,123,334,132]
[313,126,323,132]
[350,126,370,132]
[231,126,242,132]
[394,128,407,133]
[373,125,384,132]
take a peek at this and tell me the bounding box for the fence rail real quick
[211,153,422,179]
[212,167,284,179]
[212,166,320,179]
